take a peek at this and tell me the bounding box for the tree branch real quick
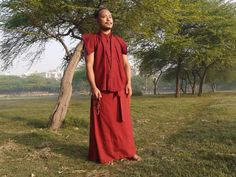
[71,28,82,40]
[40,25,70,57]
[57,27,73,37]
[22,10,71,58]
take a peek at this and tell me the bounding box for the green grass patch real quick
[0,93,235,177]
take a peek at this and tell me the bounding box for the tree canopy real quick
[134,0,236,96]
[1,0,236,97]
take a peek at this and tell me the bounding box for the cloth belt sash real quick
[96,90,125,122]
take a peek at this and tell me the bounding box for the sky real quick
[0,0,236,75]
[0,36,78,75]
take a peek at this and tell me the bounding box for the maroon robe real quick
[82,31,136,163]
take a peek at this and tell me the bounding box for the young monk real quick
[82,7,141,164]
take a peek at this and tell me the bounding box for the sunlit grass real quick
[0,93,235,177]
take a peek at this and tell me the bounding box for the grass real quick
[0,93,235,177]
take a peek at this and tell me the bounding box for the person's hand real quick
[92,87,102,100]
[125,83,132,97]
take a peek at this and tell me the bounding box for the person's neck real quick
[100,29,111,35]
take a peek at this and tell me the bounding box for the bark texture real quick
[175,59,182,98]
[198,69,207,96]
[48,41,84,131]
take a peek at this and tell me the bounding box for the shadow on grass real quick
[0,114,47,128]
[0,115,26,121]
[0,114,89,129]
[27,119,48,128]
[1,131,88,160]
[161,117,236,176]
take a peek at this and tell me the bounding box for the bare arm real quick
[86,52,102,99]
[123,54,132,96]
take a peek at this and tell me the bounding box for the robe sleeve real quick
[118,37,128,55]
[82,33,95,56]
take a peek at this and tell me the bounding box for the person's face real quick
[97,9,113,31]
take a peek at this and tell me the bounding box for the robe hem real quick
[88,152,137,164]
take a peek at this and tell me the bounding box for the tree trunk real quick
[192,73,197,95]
[184,79,188,93]
[186,71,197,95]
[211,82,216,92]
[180,77,187,94]
[192,82,196,95]
[48,41,84,131]
[198,69,207,96]
[175,59,182,98]
[153,78,157,95]
[180,78,184,93]
[145,77,148,93]
[153,71,162,95]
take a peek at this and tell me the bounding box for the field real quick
[0,93,236,177]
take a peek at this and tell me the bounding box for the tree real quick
[135,45,172,95]
[0,0,105,131]
[194,0,235,96]
[0,0,157,130]
[183,68,199,95]
[134,0,236,97]
[176,0,236,96]
[206,63,236,92]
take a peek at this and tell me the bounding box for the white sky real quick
[0,0,236,75]
[0,36,79,75]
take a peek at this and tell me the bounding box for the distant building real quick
[39,69,63,80]
[22,68,64,80]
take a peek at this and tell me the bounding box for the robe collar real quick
[98,30,112,39]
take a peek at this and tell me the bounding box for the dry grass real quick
[0,93,236,177]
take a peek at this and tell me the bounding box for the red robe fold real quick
[82,32,127,92]
[82,31,137,163]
